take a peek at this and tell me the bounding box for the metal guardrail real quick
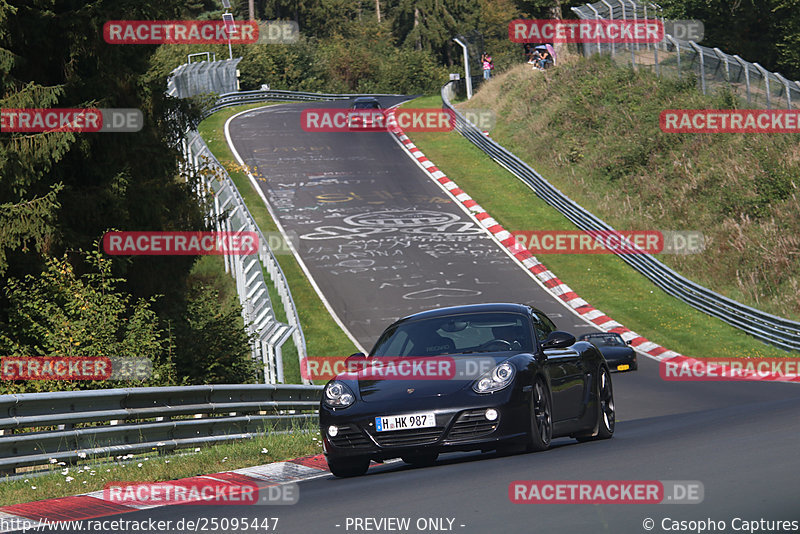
[443,83,800,351]
[187,87,406,383]
[571,0,800,110]
[202,88,407,118]
[0,385,322,471]
[183,132,303,384]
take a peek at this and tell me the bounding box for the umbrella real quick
[535,45,547,50]
[546,43,556,62]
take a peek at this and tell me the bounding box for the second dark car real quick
[347,97,385,129]
[577,332,638,372]
[320,303,615,477]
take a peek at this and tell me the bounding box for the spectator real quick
[482,53,493,80]
[524,44,535,63]
[539,50,551,70]
[530,49,542,67]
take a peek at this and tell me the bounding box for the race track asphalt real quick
[224,99,598,349]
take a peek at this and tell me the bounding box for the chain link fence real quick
[450,31,487,100]
[167,57,242,98]
[571,0,800,110]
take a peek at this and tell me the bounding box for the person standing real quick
[482,52,493,80]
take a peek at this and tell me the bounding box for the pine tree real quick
[0,1,73,273]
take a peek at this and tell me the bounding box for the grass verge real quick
[466,57,800,321]
[0,420,322,507]
[401,95,794,359]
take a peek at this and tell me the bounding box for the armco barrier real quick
[183,130,301,384]
[443,83,800,352]
[167,57,404,383]
[201,88,406,118]
[185,87,408,383]
[0,384,322,471]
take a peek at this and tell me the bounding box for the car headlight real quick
[324,380,356,407]
[472,362,516,393]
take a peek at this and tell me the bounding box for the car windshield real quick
[352,101,381,109]
[582,334,625,347]
[371,312,533,356]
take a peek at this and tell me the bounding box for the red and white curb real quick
[0,455,330,530]
[384,109,799,384]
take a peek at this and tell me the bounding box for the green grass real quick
[0,420,322,507]
[0,424,322,505]
[189,255,238,304]
[198,103,358,383]
[401,94,794,359]
[466,57,800,321]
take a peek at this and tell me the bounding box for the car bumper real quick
[606,353,637,372]
[320,389,530,461]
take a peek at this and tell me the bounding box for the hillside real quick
[464,55,800,321]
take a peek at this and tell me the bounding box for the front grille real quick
[371,427,445,448]
[329,424,372,449]
[446,409,498,441]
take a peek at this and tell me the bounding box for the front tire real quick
[576,366,615,442]
[327,456,370,478]
[527,378,553,452]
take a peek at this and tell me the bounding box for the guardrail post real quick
[733,55,751,105]
[795,82,800,109]
[713,48,730,83]
[753,63,771,109]
[617,1,636,66]
[774,73,793,109]
[650,2,664,52]
[666,35,681,80]
[652,34,659,75]
[601,0,615,57]
[587,4,602,56]
[452,38,472,100]
[689,41,706,95]
[441,81,800,352]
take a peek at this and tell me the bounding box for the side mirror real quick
[626,340,633,345]
[542,331,576,350]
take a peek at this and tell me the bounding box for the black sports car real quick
[577,332,638,372]
[319,303,615,477]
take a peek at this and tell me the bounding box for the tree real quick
[659,0,799,80]
[0,249,175,392]
[174,285,259,384]
[0,1,73,275]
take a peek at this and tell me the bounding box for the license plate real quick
[375,412,435,432]
[617,364,630,371]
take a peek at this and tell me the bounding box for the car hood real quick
[342,353,518,403]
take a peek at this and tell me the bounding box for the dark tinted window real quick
[371,312,533,356]
[580,333,625,347]
[352,100,381,109]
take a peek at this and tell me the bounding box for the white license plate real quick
[375,412,436,432]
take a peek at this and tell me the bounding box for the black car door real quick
[532,311,585,421]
